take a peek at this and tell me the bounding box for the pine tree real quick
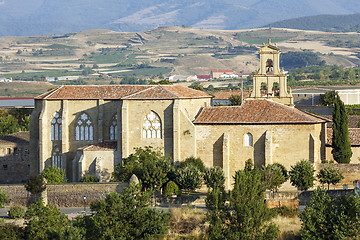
[332,95,352,163]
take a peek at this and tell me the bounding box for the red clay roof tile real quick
[35,85,211,100]
[327,128,360,146]
[193,99,327,124]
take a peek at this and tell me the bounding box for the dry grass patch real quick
[272,215,301,240]
[166,207,207,239]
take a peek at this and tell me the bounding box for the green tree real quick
[228,94,242,106]
[40,166,67,183]
[189,82,204,91]
[206,168,279,239]
[80,183,170,240]
[319,91,338,106]
[317,166,344,189]
[0,189,9,208]
[178,156,206,173]
[173,164,203,192]
[25,175,46,195]
[203,166,225,190]
[332,95,352,163]
[261,163,288,191]
[112,146,171,190]
[0,223,24,239]
[25,199,72,240]
[300,187,360,239]
[289,160,315,190]
[0,114,20,137]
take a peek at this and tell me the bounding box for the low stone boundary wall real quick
[0,182,128,207]
[265,199,299,209]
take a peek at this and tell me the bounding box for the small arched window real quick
[75,112,93,141]
[51,112,62,141]
[52,147,62,168]
[244,133,253,146]
[110,113,118,141]
[143,111,161,139]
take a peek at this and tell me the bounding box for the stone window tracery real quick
[110,113,118,141]
[244,133,253,146]
[142,111,161,139]
[52,147,62,168]
[75,112,93,141]
[51,112,62,141]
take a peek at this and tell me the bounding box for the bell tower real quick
[249,39,293,106]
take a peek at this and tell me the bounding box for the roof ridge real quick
[43,86,62,99]
[159,85,180,98]
[120,86,155,99]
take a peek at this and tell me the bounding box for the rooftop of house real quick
[193,99,329,124]
[327,128,360,146]
[35,85,212,100]
[0,131,29,145]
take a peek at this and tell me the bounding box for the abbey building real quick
[30,41,328,189]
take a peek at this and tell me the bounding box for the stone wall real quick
[318,163,360,187]
[0,182,128,207]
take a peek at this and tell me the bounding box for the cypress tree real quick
[331,95,352,163]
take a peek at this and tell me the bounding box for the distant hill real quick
[1,0,360,36]
[265,14,360,32]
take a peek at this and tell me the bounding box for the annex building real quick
[30,41,329,189]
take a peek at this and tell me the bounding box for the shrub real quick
[203,166,225,189]
[40,166,67,183]
[0,189,9,208]
[25,175,46,194]
[178,156,206,173]
[164,181,179,197]
[289,160,315,190]
[271,205,299,218]
[8,206,26,219]
[80,174,99,183]
[173,165,203,192]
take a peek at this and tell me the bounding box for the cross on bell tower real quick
[249,39,294,106]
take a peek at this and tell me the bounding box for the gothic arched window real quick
[244,133,253,146]
[75,112,93,141]
[52,147,62,168]
[51,112,62,141]
[110,113,118,141]
[142,111,161,139]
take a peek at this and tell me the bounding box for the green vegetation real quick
[0,189,9,208]
[112,146,172,190]
[80,183,170,240]
[300,187,360,239]
[332,95,352,163]
[80,174,100,183]
[206,164,279,239]
[8,206,26,219]
[172,164,203,192]
[40,166,67,184]
[289,160,315,190]
[163,181,179,197]
[261,163,289,192]
[280,51,325,69]
[203,166,225,190]
[317,166,344,189]
[319,90,338,106]
[24,175,46,195]
[229,94,242,106]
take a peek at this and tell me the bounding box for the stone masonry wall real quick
[0,182,128,207]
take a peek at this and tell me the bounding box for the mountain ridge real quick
[0,0,360,36]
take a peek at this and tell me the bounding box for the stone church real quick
[30,41,328,189]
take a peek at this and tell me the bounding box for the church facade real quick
[30,41,328,189]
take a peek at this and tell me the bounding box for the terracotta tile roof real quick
[79,142,117,151]
[326,115,360,128]
[193,99,327,124]
[35,85,211,100]
[327,128,360,146]
[196,75,211,79]
[0,131,29,145]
